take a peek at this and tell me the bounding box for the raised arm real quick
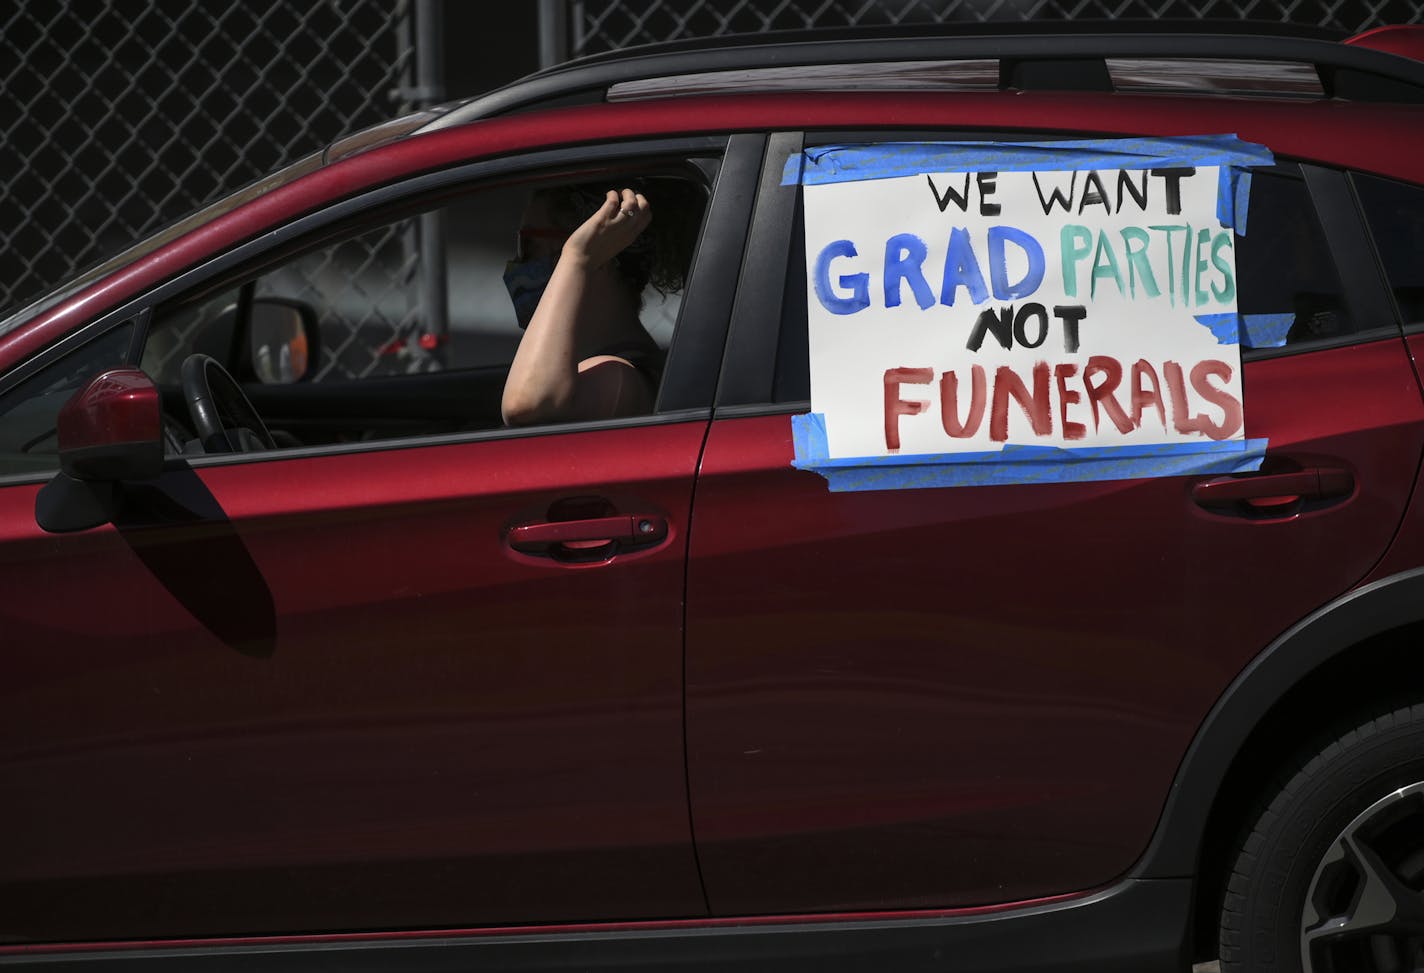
[501,188,651,426]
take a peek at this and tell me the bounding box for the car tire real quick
[1219,700,1424,973]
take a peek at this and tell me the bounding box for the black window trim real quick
[1293,163,1401,355]
[715,131,803,408]
[0,308,149,402]
[1348,169,1424,338]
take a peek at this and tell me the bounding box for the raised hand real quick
[562,188,651,270]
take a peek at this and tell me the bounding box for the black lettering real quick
[1078,170,1110,213]
[1032,172,1077,215]
[1053,305,1088,353]
[1013,303,1049,349]
[968,305,1014,352]
[1116,170,1148,212]
[927,173,971,213]
[1150,167,1196,215]
[976,171,1001,216]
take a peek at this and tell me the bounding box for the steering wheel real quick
[180,353,276,453]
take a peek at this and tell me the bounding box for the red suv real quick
[1,25,1422,973]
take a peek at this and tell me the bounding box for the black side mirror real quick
[36,368,164,533]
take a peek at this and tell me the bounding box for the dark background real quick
[0,1,541,317]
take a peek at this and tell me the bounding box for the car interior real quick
[10,163,716,465]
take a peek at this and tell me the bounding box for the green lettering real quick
[1180,222,1193,309]
[1090,230,1125,298]
[1193,228,1212,308]
[1060,224,1093,299]
[1149,225,1187,307]
[1120,227,1159,299]
[1210,232,1236,304]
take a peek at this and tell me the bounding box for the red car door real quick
[0,418,707,939]
[685,139,1424,914]
[0,131,766,941]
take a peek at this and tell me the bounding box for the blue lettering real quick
[814,239,870,315]
[939,227,989,307]
[883,233,935,310]
[987,226,1045,301]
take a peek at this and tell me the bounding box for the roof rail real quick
[421,30,1424,133]
[605,57,1331,101]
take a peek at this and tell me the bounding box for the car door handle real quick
[1192,467,1354,510]
[506,515,667,554]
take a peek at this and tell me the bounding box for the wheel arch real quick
[1125,568,1424,953]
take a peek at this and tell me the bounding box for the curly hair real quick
[537,177,704,303]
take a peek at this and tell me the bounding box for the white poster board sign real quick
[791,138,1273,491]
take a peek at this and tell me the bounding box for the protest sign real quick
[788,137,1275,492]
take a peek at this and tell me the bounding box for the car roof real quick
[419,23,1424,130]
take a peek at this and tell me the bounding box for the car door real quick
[684,132,1424,914]
[0,135,761,941]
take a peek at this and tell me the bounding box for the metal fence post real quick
[415,0,449,368]
[538,0,570,68]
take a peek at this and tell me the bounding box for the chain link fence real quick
[564,0,1421,58]
[0,0,446,378]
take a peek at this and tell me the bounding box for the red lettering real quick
[940,365,987,438]
[884,367,933,451]
[1129,359,1166,431]
[990,362,1052,442]
[1189,359,1244,440]
[1082,355,1133,434]
[1053,363,1086,441]
[884,358,1240,450]
[1163,361,1205,435]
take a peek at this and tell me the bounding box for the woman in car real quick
[501,184,675,426]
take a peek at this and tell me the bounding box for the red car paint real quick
[0,421,708,939]
[686,339,1424,913]
[56,369,162,458]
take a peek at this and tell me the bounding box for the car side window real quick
[141,165,711,453]
[1353,173,1424,330]
[1235,169,1354,346]
[0,321,135,477]
[771,155,1358,405]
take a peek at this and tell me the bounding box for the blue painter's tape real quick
[782,149,805,189]
[1194,313,1241,345]
[791,413,1266,492]
[1234,170,1252,236]
[1193,312,1295,348]
[781,135,1275,186]
[1215,168,1254,234]
[792,410,830,463]
[1216,166,1234,230]
[1242,312,1294,348]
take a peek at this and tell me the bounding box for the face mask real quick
[503,256,557,329]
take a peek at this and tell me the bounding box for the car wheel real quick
[1219,701,1424,973]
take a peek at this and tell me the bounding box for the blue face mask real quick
[503,256,557,329]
